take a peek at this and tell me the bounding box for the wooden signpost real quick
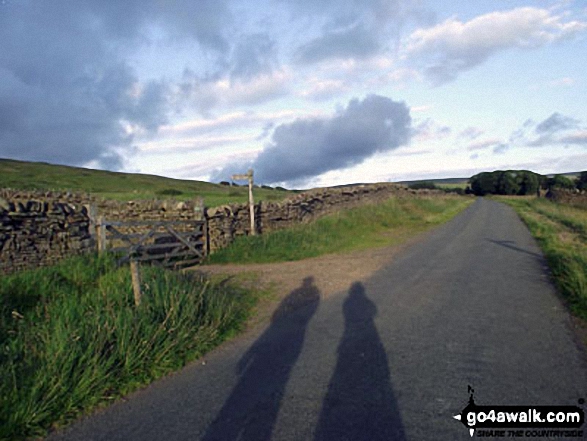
[231,169,255,236]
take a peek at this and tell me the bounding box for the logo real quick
[453,386,585,438]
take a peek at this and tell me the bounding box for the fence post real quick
[231,169,255,236]
[87,203,98,240]
[130,259,142,306]
[97,215,106,253]
[248,170,255,236]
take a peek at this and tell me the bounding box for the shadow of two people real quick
[203,277,405,441]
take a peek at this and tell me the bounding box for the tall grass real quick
[500,197,587,320]
[206,196,473,264]
[0,254,258,440]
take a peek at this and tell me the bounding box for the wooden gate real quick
[97,219,207,268]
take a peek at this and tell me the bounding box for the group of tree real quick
[468,170,587,196]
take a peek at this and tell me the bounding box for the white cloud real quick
[560,130,587,145]
[405,7,587,84]
[138,134,258,153]
[299,78,348,101]
[467,138,503,151]
[178,69,293,113]
[459,127,484,140]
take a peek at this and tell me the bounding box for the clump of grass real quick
[0,254,258,440]
[157,188,183,196]
[206,196,473,264]
[500,197,587,320]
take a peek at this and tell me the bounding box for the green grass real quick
[0,158,295,206]
[499,196,587,320]
[206,195,474,264]
[0,254,260,440]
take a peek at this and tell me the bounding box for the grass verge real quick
[498,196,587,320]
[206,195,474,264]
[0,254,260,440]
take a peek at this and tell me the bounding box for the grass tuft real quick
[0,254,258,440]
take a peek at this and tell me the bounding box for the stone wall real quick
[0,190,94,274]
[0,184,439,274]
[547,189,587,208]
[204,183,434,251]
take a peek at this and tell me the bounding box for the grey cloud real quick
[492,144,510,154]
[215,95,411,184]
[0,0,231,170]
[459,127,484,140]
[526,112,582,147]
[230,33,277,80]
[287,0,429,65]
[257,122,276,141]
[535,112,580,134]
[507,113,584,148]
[560,133,587,145]
[413,118,451,140]
[295,24,380,64]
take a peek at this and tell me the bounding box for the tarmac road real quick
[49,198,587,440]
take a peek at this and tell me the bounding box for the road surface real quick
[49,198,587,440]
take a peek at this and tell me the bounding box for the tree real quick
[497,172,520,195]
[575,171,587,191]
[548,175,575,190]
[470,172,498,196]
[517,171,539,195]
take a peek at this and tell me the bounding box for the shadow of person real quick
[201,277,320,441]
[314,282,406,441]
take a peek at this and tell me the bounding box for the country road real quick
[49,198,587,440]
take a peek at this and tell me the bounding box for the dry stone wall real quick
[0,190,94,274]
[547,189,587,208]
[0,184,438,274]
[204,183,433,251]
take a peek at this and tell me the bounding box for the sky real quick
[0,0,586,188]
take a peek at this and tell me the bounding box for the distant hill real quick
[0,158,293,207]
[396,177,469,188]
[398,172,582,189]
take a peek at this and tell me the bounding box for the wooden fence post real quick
[130,259,142,306]
[231,169,255,236]
[87,203,98,240]
[247,170,255,236]
[97,215,106,253]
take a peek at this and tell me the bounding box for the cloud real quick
[506,112,585,148]
[412,118,451,142]
[467,138,503,151]
[299,79,348,101]
[535,112,580,134]
[526,112,582,146]
[229,33,278,80]
[138,134,258,154]
[0,0,235,169]
[560,131,587,145]
[213,94,411,184]
[405,7,586,85]
[492,143,510,154]
[286,0,431,65]
[294,24,381,64]
[459,127,484,140]
[178,69,292,113]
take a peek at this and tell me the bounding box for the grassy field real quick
[0,254,262,440]
[0,158,295,207]
[206,195,474,264]
[498,196,587,320]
